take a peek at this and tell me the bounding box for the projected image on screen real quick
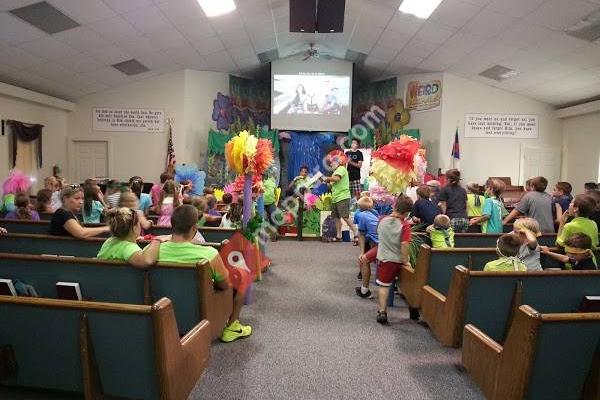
[273,74,350,116]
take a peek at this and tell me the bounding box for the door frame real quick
[68,137,113,183]
[519,144,561,186]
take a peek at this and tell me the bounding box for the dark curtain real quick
[6,120,43,168]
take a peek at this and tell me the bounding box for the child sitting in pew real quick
[105,179,122,209]
[193,196,222,227]
[542,233,598,270]
[221,201,243,229]
[204,194,222,227]
[466,183,484,219]
[82,183,105,224]
[556,194,599,249]
[151,171,172,206]
[158,205,252,343]
[355,196,379,299]
[44,175,62,211]
[426,214,454,248]
[154,179,181,227]
[129,176,153,216]
[412,185,440,228]
[97,207,163,268]
[49,186,110,238]
[513,218,542,271]
[470,179,505,234]
[35,189,53,213]
[483,233,526,272]
[119,191,153,231]
[4,193,40,221]
[375,195,414,325]
[221,192,233,213]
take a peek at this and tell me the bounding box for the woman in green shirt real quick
[97,207,164,269]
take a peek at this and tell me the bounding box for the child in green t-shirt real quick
[556,194,599,249]
[97,207,163,269]
[426,214,455,248]
[484,233,526,272]
[158,204,252,343]
[542,233,597,270]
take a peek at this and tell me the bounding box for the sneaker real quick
[220,320,252,343]
[356,271,362,281]
[376,311,389,325]
[355,286,372,299]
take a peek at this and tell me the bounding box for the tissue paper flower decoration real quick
[214,188,224,202]
[223,183,235,194]
[2,170,32,195]
[304,193,319,210]
[325,149,348,166]
[225,130,273,176]
[368,184,396,205]
[232,174,264,194]
[371,135,423,194]
[413,148,427,184]
[212,92,234,130]
[315,193,332,211]
[174,163,205,196]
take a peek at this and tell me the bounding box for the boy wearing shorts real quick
[375,195,414,325]
[322,156,358,243]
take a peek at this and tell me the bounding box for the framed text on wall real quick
[464,113,538,139]
[92,107,164,133]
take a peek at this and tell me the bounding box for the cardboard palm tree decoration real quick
[386,99,411,135]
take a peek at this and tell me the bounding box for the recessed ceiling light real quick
[398,0,444,19]
[197,0,236,17]
[300,28,305,31]
[330,29,334,32]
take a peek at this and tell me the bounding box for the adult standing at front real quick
[503,176,555,233]
[345,138,364,198]
[322,155,359,243]
[439,169,469,232]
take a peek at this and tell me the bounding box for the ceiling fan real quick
[300,43,333,61]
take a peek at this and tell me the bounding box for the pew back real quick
[0,296,158,399]
[464,269,600,343]
[0,233,221,258]
[0,253,208,333]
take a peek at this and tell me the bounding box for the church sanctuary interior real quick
[0,0,600,399]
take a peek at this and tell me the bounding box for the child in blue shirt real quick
[355,196,379,299]
[470,179,505,233]
[412,185,441,229]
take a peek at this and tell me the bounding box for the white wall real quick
[397,73,443,171]
[439,73,563,185]
[67,69,229,182]
[0,93,69,189]
[183,70,229,163]
[562,112,600,193]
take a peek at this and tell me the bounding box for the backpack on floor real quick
[321,215,337,242]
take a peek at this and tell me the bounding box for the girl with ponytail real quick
[5,193,40,221]
[97,207,165,268]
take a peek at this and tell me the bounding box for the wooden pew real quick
[463,304,600,400]
[0,253,232,340]
[452,233,557,248]
[0,233,222,258]
[0,296,211,400]
[422,267,600,347]
[400,245,561,318]
[0,219,237,243]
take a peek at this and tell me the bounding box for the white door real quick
[520,145,561,186]
[73,141,108,183]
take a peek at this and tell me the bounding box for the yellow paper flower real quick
[214,188,224,202]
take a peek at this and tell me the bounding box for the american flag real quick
[166,119,176,173]
[451,128,460,169]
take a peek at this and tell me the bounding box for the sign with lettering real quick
[405,79,442,111]
[464,114,538,139]
[92,108,164,132]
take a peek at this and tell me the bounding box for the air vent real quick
[479,65,519,82]
[566,9,600,42]
[10,1,80,34]
[345,49,368,64]
[257,49,279,64]
[112,59,150,75]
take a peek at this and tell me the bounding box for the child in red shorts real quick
[375,195,413,324]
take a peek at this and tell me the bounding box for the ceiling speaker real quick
[316,0,345,33]
[290,0,316,33]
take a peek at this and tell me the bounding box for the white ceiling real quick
[1,0,600,107]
